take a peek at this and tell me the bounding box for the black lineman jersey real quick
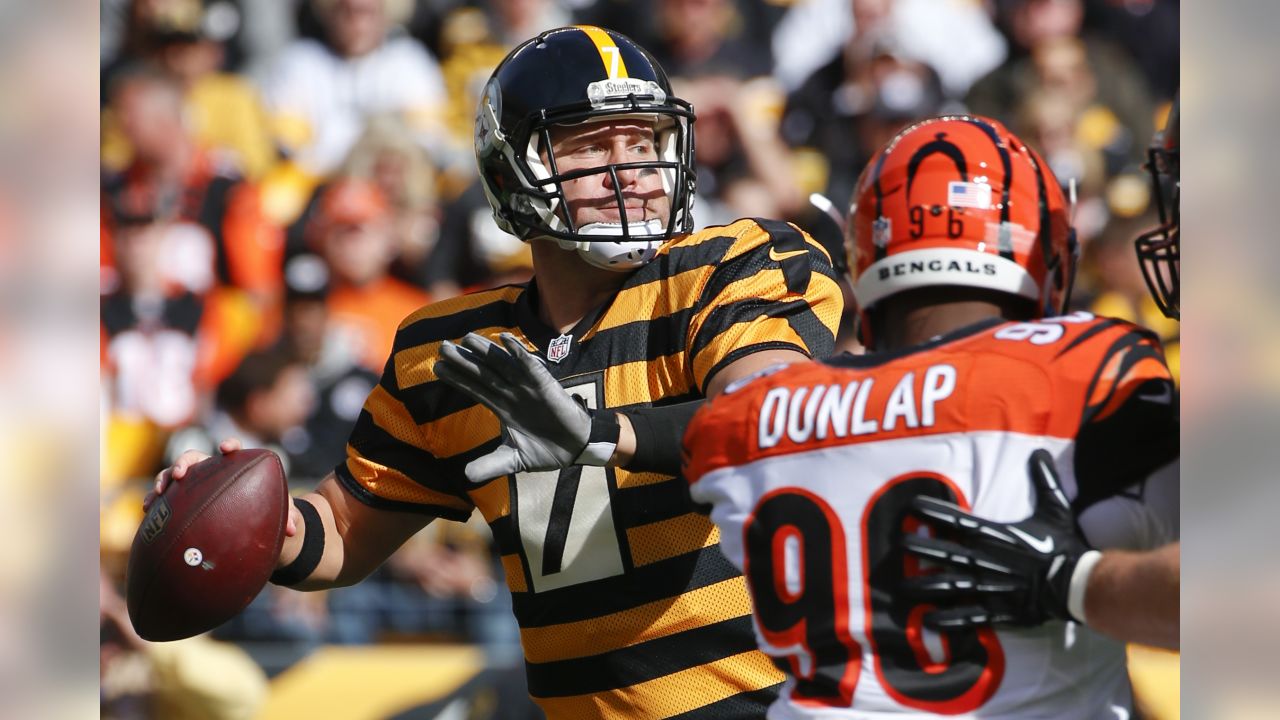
[338,219,844,719]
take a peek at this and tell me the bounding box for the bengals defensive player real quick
[682,115,1178,717]
[894,102,1182,655]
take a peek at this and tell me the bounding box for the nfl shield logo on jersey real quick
[547,333,573,363]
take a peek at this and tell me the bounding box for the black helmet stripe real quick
[1023,147,1061,306]
[905,133,969,199]
[956,116,1014,260]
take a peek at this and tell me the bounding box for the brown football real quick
[126,448,289,642]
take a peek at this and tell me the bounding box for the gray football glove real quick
[434,332,618,482]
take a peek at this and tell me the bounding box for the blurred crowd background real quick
[96,0,1179,717]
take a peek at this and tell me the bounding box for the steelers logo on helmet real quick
[475,77,505,157]
[474,26,696,271]
[847,115,1077,345]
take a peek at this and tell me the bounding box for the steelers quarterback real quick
[681,116,1178,718]
[155,26,843,720]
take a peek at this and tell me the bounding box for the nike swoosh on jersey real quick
[768,247,808,262]
[1009,526,1055,554]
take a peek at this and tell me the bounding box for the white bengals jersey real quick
[683,313,1179,719]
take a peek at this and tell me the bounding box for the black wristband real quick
[574,409,621,465]
[270,498,325,587]
[622,401,704,475]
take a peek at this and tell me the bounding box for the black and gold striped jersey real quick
[337,218,844,719]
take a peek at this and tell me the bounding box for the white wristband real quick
[1067,550,1104,624]
[575,440,618,466]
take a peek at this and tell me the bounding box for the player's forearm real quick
[1083,542,1180,649]
[275,486,348,590]
[611,402,704,475]
[275,474,416,590]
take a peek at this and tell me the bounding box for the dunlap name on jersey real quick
[758,364,956,448]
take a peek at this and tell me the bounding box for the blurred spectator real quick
[101,0,278,180]
[165,348,316,470]
[103,0,252,93]
[967,0,1154,169]
[432,0,571,188]
[643,0,803,223]
[102,66,285,311]
[101,207,259,442]
[1075,211,1180,380]
[782,31,948,218]
[273,253,379,481]
[259,0,454,178]
[1084,0,1179,102]
[1015,86,1112,242]
[433,179,534,292]
[306,178,432,372]
[647,0,773,78]
[771,0,1005,99]
[480,0,573,47]
[289,115,454,295]
[882,0,1006,99]
[770,0,854,93]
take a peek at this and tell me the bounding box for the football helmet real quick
[846,115,1078,345]
[475,26,696,271]
[1135,98,1179,319]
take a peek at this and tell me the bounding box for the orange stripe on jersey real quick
[1086,349,1125,410]
[363,384,426,445]
[626,513,719,567]
[614,468,672,488]
[500,553,527,593]
[422,404,499,458]
[692,316,807,384]
[468,477,511,520]
[593,267,707,333]
[398,286,523,327]
[534,650,782,720]
[394,325,510,390]
[520,577,755,663]
[343,447,473,511]
[687,231,838,329]
[603,354,692,407]
[575,25,629,79]
[1094,354,1170,422]
[394,341,441,389]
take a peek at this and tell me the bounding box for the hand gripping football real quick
[126,449,289,641]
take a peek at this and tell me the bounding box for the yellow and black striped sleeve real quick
[335,288,526,520]
[685,218,844,391]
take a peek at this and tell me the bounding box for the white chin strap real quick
[555,219,666,271]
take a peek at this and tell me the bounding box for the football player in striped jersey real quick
[154,26,844,719]
[682,115,1177,717]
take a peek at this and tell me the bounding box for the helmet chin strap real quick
[555,219,667,271]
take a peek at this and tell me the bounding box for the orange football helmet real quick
[847,115,1077,346]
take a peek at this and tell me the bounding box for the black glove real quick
[900,449,1101,630]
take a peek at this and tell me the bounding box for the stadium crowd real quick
[99,0,1179,717]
